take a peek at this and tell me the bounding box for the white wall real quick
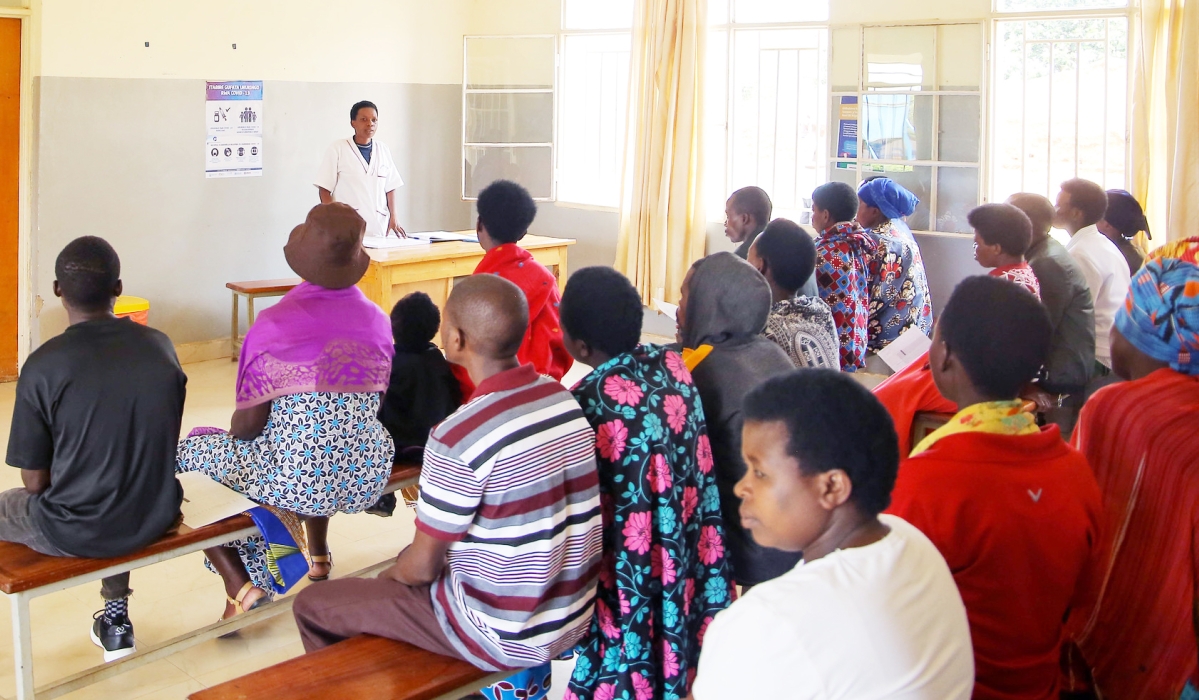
[39,0,470,83]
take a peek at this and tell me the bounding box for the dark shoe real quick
[90,610,135,662]
[364,492,397,517]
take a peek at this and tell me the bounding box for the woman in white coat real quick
[315,101,406,237]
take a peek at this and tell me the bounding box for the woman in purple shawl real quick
[178,203,395,618]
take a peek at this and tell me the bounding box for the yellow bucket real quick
[114,296,150,325]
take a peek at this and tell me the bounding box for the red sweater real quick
[472,243,572,384]
[887,428,1103,700]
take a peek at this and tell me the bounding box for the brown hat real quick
[284,203,370,289]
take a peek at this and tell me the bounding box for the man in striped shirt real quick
[293,274,602,673]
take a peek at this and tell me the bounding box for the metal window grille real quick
[989,14,1129,200]
[828,23,987,234]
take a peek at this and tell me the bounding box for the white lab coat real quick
[314,138,404,237]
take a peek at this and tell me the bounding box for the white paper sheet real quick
[408,231,479,243]
[177,472,256,529]
[363,235,429,250]
[876,326,932,373]
[653,298,679,322]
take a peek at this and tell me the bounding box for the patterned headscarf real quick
[1114,237,1199,374]
[858,178,919,220]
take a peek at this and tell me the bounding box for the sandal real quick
[307,553,333,582]
[218,581,267,635]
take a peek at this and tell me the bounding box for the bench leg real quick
[12,592,34,700]
[231,292,240,360]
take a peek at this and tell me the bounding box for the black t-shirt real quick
[378,344,462,456]
[6,318,186,558]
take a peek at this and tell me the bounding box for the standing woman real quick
[315,101,406,238]
[178,203,395,618]
[559,267,734,700]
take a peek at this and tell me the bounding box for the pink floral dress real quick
[566,345,736,700]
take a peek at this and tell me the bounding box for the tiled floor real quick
[0,358,594,699]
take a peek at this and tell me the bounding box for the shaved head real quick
[445,274,529,360]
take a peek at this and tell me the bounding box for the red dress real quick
[888,428,1103,700]
[1067,369,1199,699]
[469,243,572,388]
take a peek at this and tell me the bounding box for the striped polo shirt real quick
[416,364,602,671]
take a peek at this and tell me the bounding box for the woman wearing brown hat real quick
[177,203,396,619]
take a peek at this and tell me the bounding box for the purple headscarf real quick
[858,178,920,221]
[235,282,394,409]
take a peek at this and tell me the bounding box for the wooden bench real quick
[227,278,302,357]
[188,634,506,700]
[0,461,421,700]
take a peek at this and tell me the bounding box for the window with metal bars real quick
[827,23,986,234]
[989,13,1130,201]
[705,1,830,223]
[462,36,556,201]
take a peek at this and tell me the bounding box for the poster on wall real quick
[205,81,263,178]
[837,96,859,159]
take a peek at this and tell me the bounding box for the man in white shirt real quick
[315,101,406,238]
[1054,178,1130,372]
[691,370,974,700]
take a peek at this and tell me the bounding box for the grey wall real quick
[912,231,986,317]
[33,77,471,346]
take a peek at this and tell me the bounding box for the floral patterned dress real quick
[566,345,736,700]
[867,222,934,352]
[176,391,393,592]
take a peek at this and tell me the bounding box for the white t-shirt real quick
[692,515,974,700]
[314,138,404,238]
[1065,224,1131,368]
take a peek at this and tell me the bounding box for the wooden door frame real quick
[0,3,35,370]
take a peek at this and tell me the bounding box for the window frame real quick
[986,4,1135,203]
[826,20,989,234]
[555,16,633,211]
[461,34,558,202]
[707,10,831,224]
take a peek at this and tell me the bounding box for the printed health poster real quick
[206,81,263,178]
[837,96,859,159]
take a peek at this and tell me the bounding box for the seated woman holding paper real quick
[177,203,395,618]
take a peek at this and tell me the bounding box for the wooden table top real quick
[226,278,303,294]
[364,233,575,265]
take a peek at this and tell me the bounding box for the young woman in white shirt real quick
[689,369,974,700]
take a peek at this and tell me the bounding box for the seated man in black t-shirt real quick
[0,237,186,662]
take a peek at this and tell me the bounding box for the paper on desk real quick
[408,231,479,243]
[177,472,256,528]
[653,298,679,322]
[363,235,429,250]
[877,326,932,373]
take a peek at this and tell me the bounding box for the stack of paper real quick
[177,472,256,528]
[408,231,479,243]
[363,235,429,250]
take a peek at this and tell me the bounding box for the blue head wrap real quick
[857,178,919,221]
[1114,237,1199,375]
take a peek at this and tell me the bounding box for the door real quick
[0,18,19,380]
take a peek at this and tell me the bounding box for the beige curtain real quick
[1131,0,1199,247]
[614,0,707,304]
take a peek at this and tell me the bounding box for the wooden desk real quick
[356,234,575,312]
